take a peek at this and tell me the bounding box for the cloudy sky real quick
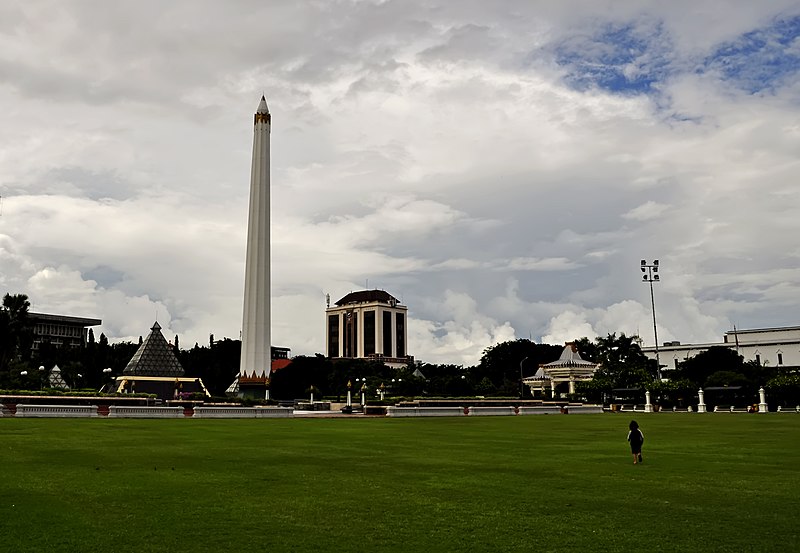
[1,1,799,366]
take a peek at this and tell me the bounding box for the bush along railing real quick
[0,389,156,399]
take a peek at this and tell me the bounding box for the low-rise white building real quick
[642,326,800,369]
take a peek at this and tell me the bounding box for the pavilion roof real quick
[334,290,399,306]
[541,343,598,369]
[123,322,185,377]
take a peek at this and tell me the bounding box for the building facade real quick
[29,312,102,352]
[642,326,800,369]
[325,290,411,368]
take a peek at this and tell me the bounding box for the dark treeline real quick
[1,292,798,404]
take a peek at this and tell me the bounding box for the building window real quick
[363,311,375,356]
[673,358,678,369]
[328,314,339,358]
[396,313,405,358]
[755,354,761,365]
[383,311,393,357]
[777,352,783,365]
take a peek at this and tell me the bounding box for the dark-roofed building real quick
[325,289,412,368]
[29,312,101,352]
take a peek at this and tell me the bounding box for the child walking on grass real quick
[627,420,644,464]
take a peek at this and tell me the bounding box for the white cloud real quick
[504,257,578,271]
[622,201,670,221]
[541,311,597,345]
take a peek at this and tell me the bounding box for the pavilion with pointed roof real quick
[523,342,599,398]
[108,322,210,400]
[123,322,184,377]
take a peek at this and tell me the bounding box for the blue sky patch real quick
[553,21,673,94]
[553,15,799,97]
[703,15,800,94]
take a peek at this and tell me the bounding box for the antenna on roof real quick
[325,293,330,308]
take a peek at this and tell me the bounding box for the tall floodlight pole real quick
[640,259,661,380]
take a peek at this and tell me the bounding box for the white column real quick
[376,308,384,356]
[644,390,653,413]
[387,311,395,358]
[240,96,271,379]
[338,313,345,357]
[758,387,768,413]
[697,388,707,413]
[355,310,363,358]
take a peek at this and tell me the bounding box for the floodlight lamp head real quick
[641,260,646,265]
[643,275,648,281]
[654,260,659,266]
[641,267,646,272]
[654,275,660,281]
[653,267,658,272]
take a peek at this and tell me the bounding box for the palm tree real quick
[0,293,32,372]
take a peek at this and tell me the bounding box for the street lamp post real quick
[640,259,661,380]
[519,357,528,399]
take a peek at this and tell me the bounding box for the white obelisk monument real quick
[239,96,271,390]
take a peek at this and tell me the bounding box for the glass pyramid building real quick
[122,322,184,377]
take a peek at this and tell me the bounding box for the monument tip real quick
[257,95,269,114]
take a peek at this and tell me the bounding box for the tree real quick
[475,339,562,396]
[575,333,653,390]
[705,370,749,388]
[268,356,406,401]
[418,363,472,397]
[765,374,800,407]
[674,347,745,388]
[0,294,33,378]
[181,337,241,396]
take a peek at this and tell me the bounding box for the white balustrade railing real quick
[15,404,98,418]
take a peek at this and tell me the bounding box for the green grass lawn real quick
[1,414,798,552]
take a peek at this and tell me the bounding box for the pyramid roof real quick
[123,322,185,377]
[225,374,239,395]
[48,364,70,390]
[542,343,598,368]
